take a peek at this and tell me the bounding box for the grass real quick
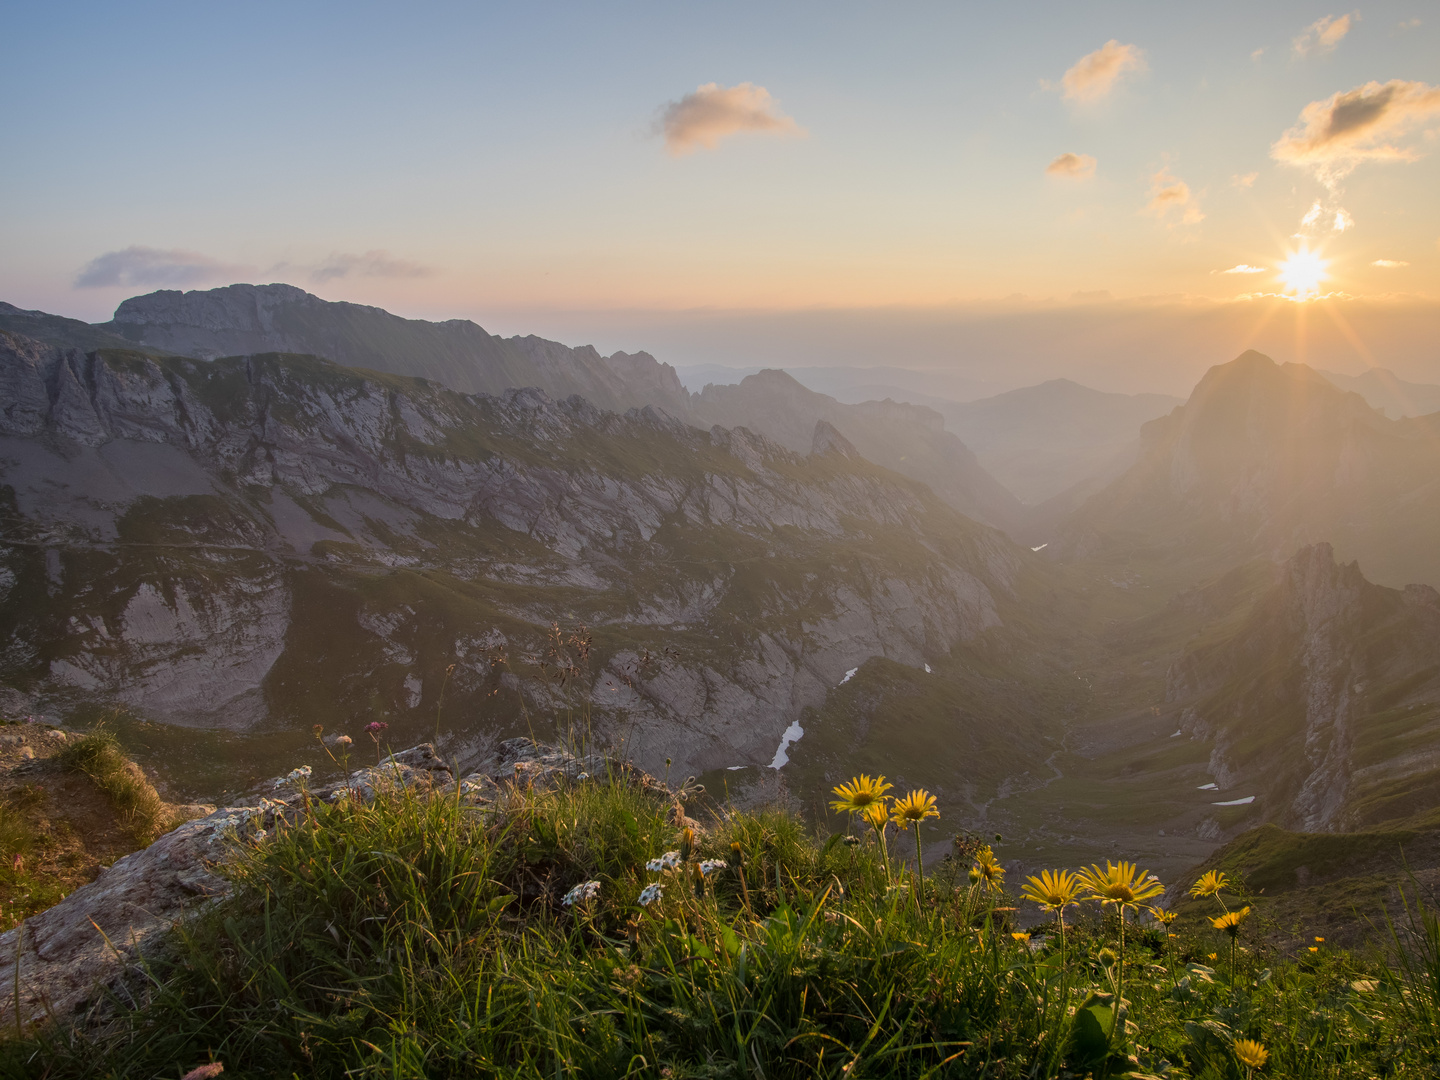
[4,767,1439,1079]
[54,730,169,845]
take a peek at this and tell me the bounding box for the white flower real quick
[274,765,313,789]
[698,860,728,876]
[638,883,664,906]
[335,735,353,748]
[576,772,590,781]
[252,829,268,841]
[645,850,682,872]
[563,881,602,906]
[330,787,355,801]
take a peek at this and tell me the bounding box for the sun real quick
[1278,247,1328,300]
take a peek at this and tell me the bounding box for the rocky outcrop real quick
[1164,544,1440,831]
[0,741,647,1030]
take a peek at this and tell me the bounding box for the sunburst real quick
[1278,247,1328,300]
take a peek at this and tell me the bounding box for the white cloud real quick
[1251,47,1266,62]
[1372,259,1409,267]
[658,82,803,155]
[1060,41,1146,103]
[1272,79,1440,182]
[1218,264,1267,274]
[1333,208,1354,231]
[311,250,433,284]
[1231,172,1258,188]
[1144,167,1204,225]
[1293,13,1358,58]
[1045,152,1097,179]
[73,246,245,289]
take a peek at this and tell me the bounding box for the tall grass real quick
[5,768,1439,1078]
[55,729,168,844]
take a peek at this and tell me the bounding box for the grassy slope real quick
[6,772,1439,1078]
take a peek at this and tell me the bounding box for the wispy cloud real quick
[1373,259,1409,267]
[1143,168,1203,225]
[1231,172,1258,188]
[311,250,433,284]
[73,246,245,289]
[1060,40,1146,103]
[1271,79,1440,182]
[1218,264,1267,274]
[1045,152,1096,179]
[1293,13,1358,58]
[658,82,803,155]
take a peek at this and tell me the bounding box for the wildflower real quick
[1022,869,1082,915]
[1149,906,1178,926]
[180,1065,226,1080]
[830,774,892,815]
[638,883,663,906]
[1314,936,1324,943]
[646,851,682,872]
[365,721,388,735]
[1208,952,1219,961]
[1233,1038,1269,1069]
[861,801,889,831]
[274,765,312,789]
[1212,906,1251,938]
[312,724,323,736]
[576,772,590,781]
[1079,861,1164,910]
[335,735,352,748]
[697,860,728,876]
[1011,932,1031,943]
[330,787,355,801]
[1308,946,1319,953]
[1190,869,1229,899]
[252,829,268,842]
[842,834,860,847]
[562,881,601,906]
[889,789,939,829]
[972,846,1006,892]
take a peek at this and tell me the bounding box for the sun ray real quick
[1278,248,1328,300]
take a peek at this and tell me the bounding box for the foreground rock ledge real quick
[0,739,631,1029]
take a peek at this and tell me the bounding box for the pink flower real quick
[180,1065,225,1080]
[365,721,388,734]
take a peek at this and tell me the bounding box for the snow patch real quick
[1212,796,1255,806]
[1170,730,1183,738]
[923,663,932,674]
[768,721,805,770]
[1198,783,1218,791]
[838,667,858,686]
[1030,543,1048,552]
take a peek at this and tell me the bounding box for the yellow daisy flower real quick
[889,789,939,829]
[1234,1038,1269,1069]
[830,774,892,815]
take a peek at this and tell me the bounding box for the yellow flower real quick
[1190,870,1229,899]
[972,845,1006,891]
[1011,931,1030,943]
[1234,1038,1269,1069]
[861,801,890,830]
[1308,947,1318,953]
[1208,952,1218,961]
[1079,861,1165,909]
[1148,906,1178,926]
[830,774,893,815]
[1314,936,1324,943]
[1211,906,1251,938]
[889,789,939,829]
[1021,869,1081,913]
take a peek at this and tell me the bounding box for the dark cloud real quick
[311,250,433,284]
[73,246,243,289]
[1272,79,1440,179]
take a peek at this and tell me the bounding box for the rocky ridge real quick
[0,330,1023,780]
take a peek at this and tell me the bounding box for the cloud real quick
[311,250,433,284]
[1061,40,1146,102]
[1333,208,1354,231]
[1045,152,1096,179]
[1373,259,1409,267]
[73,246,244,289]
[658,82,803,155]
[1251,47,1266,62]
[1219,264,1268,274]
[1144,168,1204,225]
[1271,79,1440,181]
[1231,172,1258,188]
[1293,13,1357,57]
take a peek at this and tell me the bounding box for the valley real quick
[4,286,1440,900]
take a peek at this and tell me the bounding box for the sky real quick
[3,1,1439,394]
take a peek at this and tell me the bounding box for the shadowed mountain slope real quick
[0,329,1029,789]
[1318,366,1440,419]
[1058,351,1440,588]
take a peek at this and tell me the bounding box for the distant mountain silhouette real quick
[1059,350,1440,588]
[1317,366,1440,419]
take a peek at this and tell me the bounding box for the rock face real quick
[0,330,1023,780]
[0,741,629,1029]
[1165,543,1440,831]
[100,284,693,415]
[1058,351,1440,589]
